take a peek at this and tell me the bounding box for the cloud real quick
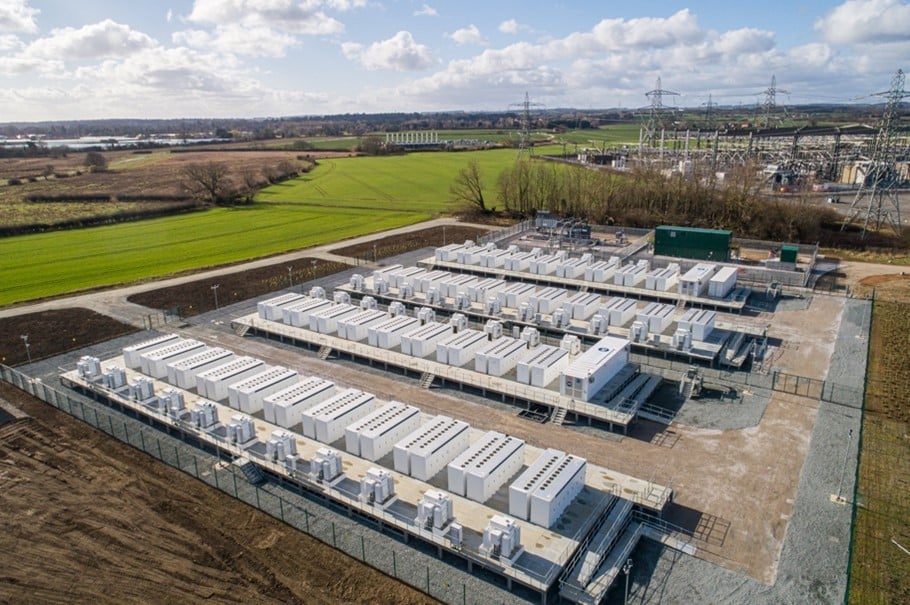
[815,0,910,44]
[188,0,344,35]
[174,24,298,57]
[166,9,174,23]
[25,20,157,60]
[0,55,62,76]
[448,24,486,46]
[414,4,437,17]
[498,19,522,34]
[0,0,38,33]
[342,31,436,70]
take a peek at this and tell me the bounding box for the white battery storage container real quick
[516,345,569,387]
[122,334,182,369]
[475,337,527,376]
[585,259,618,283]
[497,282,537,309]
[563,292,602,320]
[435,243,464,262]
[509,449,586,528]
[167,347,235,390]
[447,431,526,503]
[417,269,451,293]
[645,264,680,291]
[440,274,477,299]
[456,245,486,265]
[602,297,638,326]
[393,415,471,481]
[556,257,589,279]
[301,389,376,444]
[677,308,717,341]
[387,266,424,289]
[529,287,568,314]
[637,302,676,334]
[140,339,207,378]
[529,254,561,275]
[436,329,488,366]
[467,277,506,303]
[337,309,388,341]
[400,321,452,357]
[196,357,267,402]
[344,401,422,461]
[708,266,738,298]
[228,366,299,414]
[309,303,360,335]
[368,315,421,349]
[263,376,336,427]
[257,292,306,321]
[282,298,333,327]
[503,251,536,272]
[559,336,631,402]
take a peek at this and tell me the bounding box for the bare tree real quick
[84,151,108,171]
[182,161,233,204]
[450,160,488,213]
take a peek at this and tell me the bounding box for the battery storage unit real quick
[436,329,488,366]
[435,243,465,262]
[417,269,451,293]
[708,266,738,298]
[504,251,536,272]
[439,274,477,299]
[228,366,299,414]
[368,315,421,349]
[309,303,360,335]
[387,266,424,289]
[301,389,376,444]
[167,347,235,390]
[637,302,676,334]
[497,282,537,309]
[645,265,680,291]
[196,357,267,402]
[602,297,638,326]
[559,336,631,402]
[585,259,619,283]
[529,287,568,315]
[257,292,306,321]
[282,298,333,327]
[475,337,527,376]
[122,334,182,369]
[140,339,207,378]
[480,248,511,268]
[529,254,561,276]
[264,377,336,427]
[562,292,602,320]
[556,257,589,279]
[509,448,587,528]
[614,261,649,287]
[456,245,486,265]
[677,308,717,340]
[516,345,569,387]
[393,415,471,481]
[468,278,506,303]
[400,321,453,357]
[447,431,525,503]
[344,401,422,461]
[337,309,389,341]
[678,263,717,297]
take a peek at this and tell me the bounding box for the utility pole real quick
[21,334,31,364]
[287,266,293,288]
[210,284,220,310]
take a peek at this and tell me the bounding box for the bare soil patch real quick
[0,384,434,605]
[855,273,910,302]
[0,308,137,366]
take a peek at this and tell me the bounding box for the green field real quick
[0,148,527,305]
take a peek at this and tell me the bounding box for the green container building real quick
[654,226,732,261]
[779,245,799,263]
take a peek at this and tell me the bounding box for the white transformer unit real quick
[337,309,389,341]
[417,269,451,293]
[560,336,631,402]
[140,339,207,379]
[480,515,523,561]
[167,347,234,390]
[484,319,503,340]
[416,489,453,530]
[672,328,693,351]
[309,303,360,335]
[503,251,536,272]
[77,356,102,381]
[308,286,326,299]
[393,415,471,481]
[129,376,155,402]
[282,298,333,327]
[560,334,581,355]
[226,414,256,445]
[486,296,502,315]
[122,334,181,369]
[425,287,441,305]
[454,291,471,310]
[447,431,525,503]
[196,356,267,402]
[645,264,681,291]
[517,302,534,322]
[678,308,717,341]
[529,287,568,315]
[498,282,537,309]
[708,266,738,298]
[349,273,365,291]
[614,261,649,287]
[159,389,185,417]
[265,429,298,461]
[602,297,638,326]
[551,308,570,329]
[387,301,407,317]
[345,401,422,461]
[310,447,343,483]
[509,448,586,528]
[563,292,602,320]
[637,301,676,334]
[301,388,376,444]
[400,321,453,358]
[102,367,127,390]
[191,401,219,430]
[437,329,488,366]
[398,281,416,300]
[333,290,352,305]
[374,277,389,295]
[360,296,378,311]
[228,366,299,414]
[368,315,421,349]
[360,468,395,505]
[556,257,589,279]
[678,263,718,297]
[468,278,506,303]
[631,320,649,343]
[449,313,468,333]
[475,337,527,376]
[440,274,477,299]
[263,376,336,427]
[585,258,620,283]
[257,292,306,321]
[435,243,465,262]
[517,345,568,387]
[417,306,436,325]
[519,326,541,348]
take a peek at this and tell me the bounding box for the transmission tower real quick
[842,69,908,237]
[509,92,544,158]
[702,93,718,129]
[641,77,679,149]
[760,75,789,128]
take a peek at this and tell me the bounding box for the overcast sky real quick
[0,0,907,122]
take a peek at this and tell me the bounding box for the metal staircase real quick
[550,406,568,425]
[317,345,333,360]
[232,457,265,485]
[418,372,435,389]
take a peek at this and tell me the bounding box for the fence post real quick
[108,415,115,434]
[279,497,284,522]
[175,445,180,468]
[304,508,310,532]
[393,550,397,577]
[123,420,130,445]
[360,534,365,561]
[255,487,261,509]
[156,437,163,459]
[426,565,430,593]
[331,521,336,547]
[193,456,199,478]
[140,430,146,450]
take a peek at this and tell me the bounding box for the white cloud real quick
[166,9,174,23]
[815,0,910,44]
[0,0,38,33]
[25,20,156,60]
[174,24,298,57]
[448,24,486,46]
[188,0,344,35]
[326,0,367,10]
[0,33,23,51]
[342,31,435,71]
[498,19,521,34]
[414,4,437,17]
[0,55,62,76]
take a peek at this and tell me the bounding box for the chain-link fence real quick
[0,364,536,605]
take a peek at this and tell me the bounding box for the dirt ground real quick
[0,384,435,605]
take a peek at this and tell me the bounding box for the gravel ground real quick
[604,297,869,604]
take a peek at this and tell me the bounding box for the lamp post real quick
[311,259,318,282]
[287,266,293,288]
[211,284,220,310]
[21,334,31,364]
[623,557,633,605]
[836,428,854,501]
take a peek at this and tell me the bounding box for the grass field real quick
[848,281,910,604]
